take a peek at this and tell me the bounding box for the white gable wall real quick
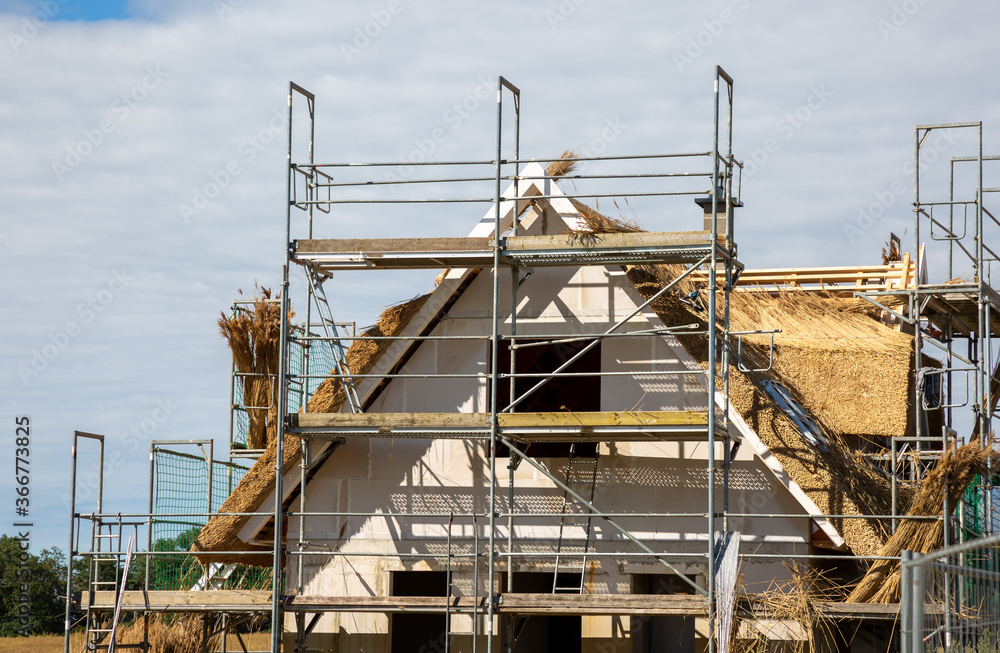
[283,255,815,651]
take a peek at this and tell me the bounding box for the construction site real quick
[65,68,1000,653]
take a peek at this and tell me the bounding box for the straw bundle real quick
[109,615,213,653]
[194,293,431,565]
[846,438,999,603]
[545,149,578,178]
[734,564,844,653]
[218,286,293,450]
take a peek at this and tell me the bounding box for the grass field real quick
[0,630,271,652]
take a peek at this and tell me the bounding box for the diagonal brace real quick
[500,436,707,596]
[503,253,712,413]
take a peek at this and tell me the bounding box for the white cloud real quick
[3,0,1000,550]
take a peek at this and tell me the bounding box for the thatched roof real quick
[622,257,911,557]
[192,294,430,565]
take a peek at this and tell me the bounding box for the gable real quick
[201,162,864,559]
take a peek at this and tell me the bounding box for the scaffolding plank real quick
[78,590,273,613]
[294,231,717,270]
[289,411,718,441]
[497,593,709,616]
[78,590,909,620]
[921,284,1000,337]
[499,410,709,428]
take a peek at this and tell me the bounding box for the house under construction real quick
[67,68,1000,653]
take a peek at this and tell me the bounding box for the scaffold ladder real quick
[304,266,362,413]
[552,444,599,593]
[445,513,479,653]
[85,522,144,652]
[84,519,122,651]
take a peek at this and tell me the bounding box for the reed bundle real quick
[847,438,999,603]
[109,615,213,653]
[218,286,293,450]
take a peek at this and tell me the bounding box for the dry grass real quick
[0,633,85,653]
[19,622,273,653]
[218,285,293,450]
[847,438,1000,603]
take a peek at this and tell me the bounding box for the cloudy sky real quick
[3,0,1000,553]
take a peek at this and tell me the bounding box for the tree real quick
[0,535,67,635]
[149,525,205,590]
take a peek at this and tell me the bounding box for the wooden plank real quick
[78,591,919,621]
[503,231,713,251]
[79,590,273,612]
[286,595,485,612]
[294,412,489,430]
[692,261,916,293]
[291,411,712,439]
[498,593,708,616]
[499,410,708,428]
[813,601,900,619]
[297,237,492,254]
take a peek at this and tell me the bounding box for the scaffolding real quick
[269,68,740,653]
[856,123,1000,541]
[64,72,1000,653]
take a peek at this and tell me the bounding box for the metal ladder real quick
[85,521,143,652]
[552,444,600,593]
[191,562,238,590]
[304,265,362,413]
[445,513,479,653]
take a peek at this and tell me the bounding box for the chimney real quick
[694,185,742,239]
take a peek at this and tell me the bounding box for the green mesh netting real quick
[149,448,252,590]
[963,474,1000,540]
[961,474,1000,596]
[230,336,339,450]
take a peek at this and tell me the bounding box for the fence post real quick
[901,549,912,653]
[911,551,925,653]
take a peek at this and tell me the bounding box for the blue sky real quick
[2,0,1000,558]
[2,0,131,21]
